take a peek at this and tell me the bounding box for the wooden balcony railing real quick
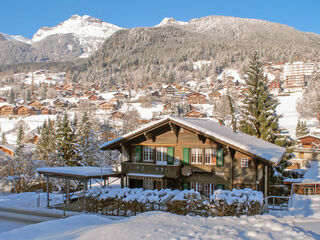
[121,162,182,178]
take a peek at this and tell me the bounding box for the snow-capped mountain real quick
[32,15,122,57]
[0,32,32,44]
[155,17,188,27]
[0,15,123,65]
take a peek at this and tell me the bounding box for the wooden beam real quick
[197,134,206,144]
[46,176,50,208]
[169,122,180,143]
[144,131,156,142]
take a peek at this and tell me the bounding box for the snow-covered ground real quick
[277,92,301,137]
[0,193,319,239]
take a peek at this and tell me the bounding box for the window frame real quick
[191,148,203,164]
[241,157,249,168]
[143,146,154,162]
[156,146,168,165]
[204,148,217,165]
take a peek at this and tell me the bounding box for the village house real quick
[41,107,52,115]
[268,80,282,94]
[208,91,222,100]
[100,117,286,197]
[15,105,31,116]
[112,111,124,119]
[291,135,320,168]
[185,110,207,118]
[186,92,207,104]
[0,105,14,116]
[0,97,7,102]
[114,92,128,101]
[0,144,14,156]
[160,85,177,97]
[27,100,42,109]
[88,95,98,101]
[99,102,116,111]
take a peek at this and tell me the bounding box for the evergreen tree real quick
[239,51,293,181]
[239,51,280,143]
[35,120,57,166]
[26,90,32,101]
[296,120,310,137]
[9,89,15,104]
[76,112,100,166]
[56,112,79,166]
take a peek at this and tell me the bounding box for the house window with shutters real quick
[205,148,217,165]
[241,158,249,167]
[156,147,167,165]
[191,148,202,164]
[143,146,154,162]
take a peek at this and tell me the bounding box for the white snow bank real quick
[0,211,315,240]
[211,188,263,205]
[0,214,111,240]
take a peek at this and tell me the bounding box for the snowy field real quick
[0,193,319,239]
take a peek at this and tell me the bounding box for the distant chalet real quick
[101,117,286,197]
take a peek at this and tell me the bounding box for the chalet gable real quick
[101,117,286,165]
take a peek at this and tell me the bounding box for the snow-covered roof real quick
[127,173,164,178]
[100,116,286,165]
[37,167,118,178]
[297,134,320,140]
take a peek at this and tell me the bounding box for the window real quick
[156,147,167,164]
[190,182,202,194]
[143,146,154,162]
[191,148,202,164]
[241,158,249,167]
[205,148,217,165]
[203,183,215,197]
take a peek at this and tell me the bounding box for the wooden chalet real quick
[15,106,31,116]
[186,92,207,104]
[114,92,128,101]
[185,110,206,118]
[160,85,177,97]
[112,111,124,119]
[101,117,286,197]
[41,107,52,115]
[268,80,281,93]
[28,100,42,109]
[291,135,320,168]
[0,105,14,116]
[0,97,7,102]
[88,95,98,101]
[208,91,222,100]
[99,102,116,111]
[53,99,66,108]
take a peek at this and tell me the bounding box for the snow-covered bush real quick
[86,187,263,217]
[210,188,263,216]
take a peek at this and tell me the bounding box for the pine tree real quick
[239,51,293,181]
[56,112,80,166]
[296,120,310,137]
[76,112,100,166]
[9,89,15,104]
[26,90,32,101]
[239,51,280,143]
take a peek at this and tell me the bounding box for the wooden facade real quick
[28,100,42,109]
[0,105,14,116]
[15,106,31,116]
[101,117,284,197]
[186,92,207,104]
[185,110,206,118]
[99,102,116,111]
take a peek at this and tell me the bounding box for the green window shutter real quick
[183,148,189,164]
[167,147,174,165]
[217,184,224,189]
[183,182,189,190]
[217,148,224,166]
[135,146,141,162]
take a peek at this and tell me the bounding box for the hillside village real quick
[0,60,318,164]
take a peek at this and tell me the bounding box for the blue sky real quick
[1,0,320,38]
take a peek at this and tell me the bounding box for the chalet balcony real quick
[121,162,182,179]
